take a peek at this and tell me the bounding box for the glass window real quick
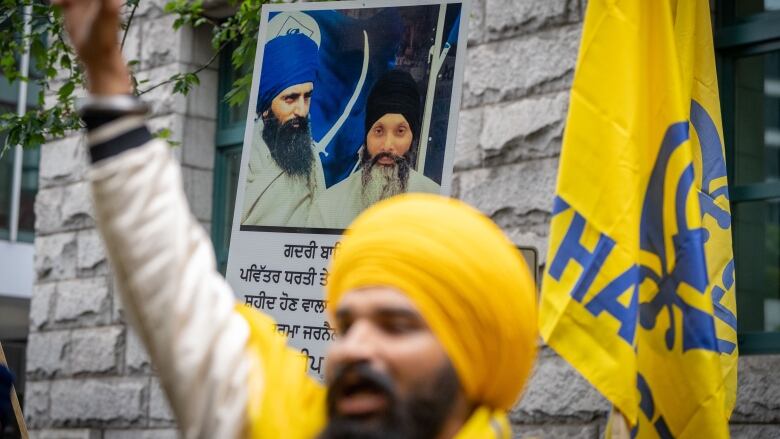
[212,45,249,274]
[0,92,40,243]
[733,51,780,185]
[735,0,780,19]
[733,199,780,332]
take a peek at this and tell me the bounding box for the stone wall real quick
[24,0,780,438]
[25,0,217,436]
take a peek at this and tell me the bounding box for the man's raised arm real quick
[52,0,251,436]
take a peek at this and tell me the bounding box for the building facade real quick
[1,0,777,438]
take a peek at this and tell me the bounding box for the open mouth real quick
[334,378,390,417]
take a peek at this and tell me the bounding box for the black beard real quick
[319,361,460,439]
[262,113,314,177]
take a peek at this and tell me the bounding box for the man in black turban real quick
[309,69,440,229]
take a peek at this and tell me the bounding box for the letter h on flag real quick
[539,0,737,438]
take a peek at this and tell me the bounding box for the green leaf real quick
[57,80,75,102]
[59,54,71,70]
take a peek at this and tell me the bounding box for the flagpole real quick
[604,407,631,439]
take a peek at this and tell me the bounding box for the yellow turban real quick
[326,193,538,410]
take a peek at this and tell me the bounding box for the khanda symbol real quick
[637,100,728,353]
[690,99,737,354]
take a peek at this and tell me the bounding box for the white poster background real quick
[226,0,471,380]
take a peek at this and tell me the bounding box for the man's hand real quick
[52,0,132,95]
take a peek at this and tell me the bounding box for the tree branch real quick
[121,1,140,51]
[137,38,230,96]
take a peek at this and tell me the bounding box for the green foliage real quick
[153,127,180,147]
[0,0,313,154]
[0,0,83,154]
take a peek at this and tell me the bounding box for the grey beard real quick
[360,152,410,208]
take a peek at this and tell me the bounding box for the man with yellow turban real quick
[54,0,539,437]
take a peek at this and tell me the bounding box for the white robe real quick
[240,120,325,228]
[308,167,440,229]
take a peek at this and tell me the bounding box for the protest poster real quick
[225,0,470,380]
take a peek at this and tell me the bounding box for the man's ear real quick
[262,109,269,119]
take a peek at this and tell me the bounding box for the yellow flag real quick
[539,0,735,437]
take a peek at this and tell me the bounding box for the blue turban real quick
[257,33,319,114]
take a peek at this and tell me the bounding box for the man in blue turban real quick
[241,31,327,228]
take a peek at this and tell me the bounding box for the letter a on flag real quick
[539,0,737,437]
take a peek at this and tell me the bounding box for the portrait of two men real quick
[238,4,464,231]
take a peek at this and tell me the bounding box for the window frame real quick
[715,2,780,354]
[211,45,249,274]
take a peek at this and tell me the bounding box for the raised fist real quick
[52,0,131,95]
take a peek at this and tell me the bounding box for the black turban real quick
[364,69,421,140]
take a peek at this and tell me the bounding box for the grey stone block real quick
[35,186,64,236]
[135,64,189,116]
[512,423,601,439]
[732,355,780,423]
[186,67,218,120]
[464,24,581,107]
[35,233,77,281]
[481,92,568,164]
[103,429,178,439]
[24,380,51,425]
[26,331,69,378]
[68,326,123,375]
[140,15,181,70]
[61,182,95,231]
[149,378,175,427]
[457,158,558,238]
[35,182,94,234]
[125,328,152,375]
[49,378,147,426]
[39,136,87,189]
[512,349,609,423]
[467,0,485,45]
[76,229,108,276]
[136,63,218,119]
[183,166,214,222]
[182,117,217,170]
[181,22,216,68]
[30,282,55,330]
[140,16,214,70]
[730,424,780,439]
[30,429,102,439]
[53,277,111,326]
[454,107,483,171]
[133,0,168,18]
[485,0,581,41]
